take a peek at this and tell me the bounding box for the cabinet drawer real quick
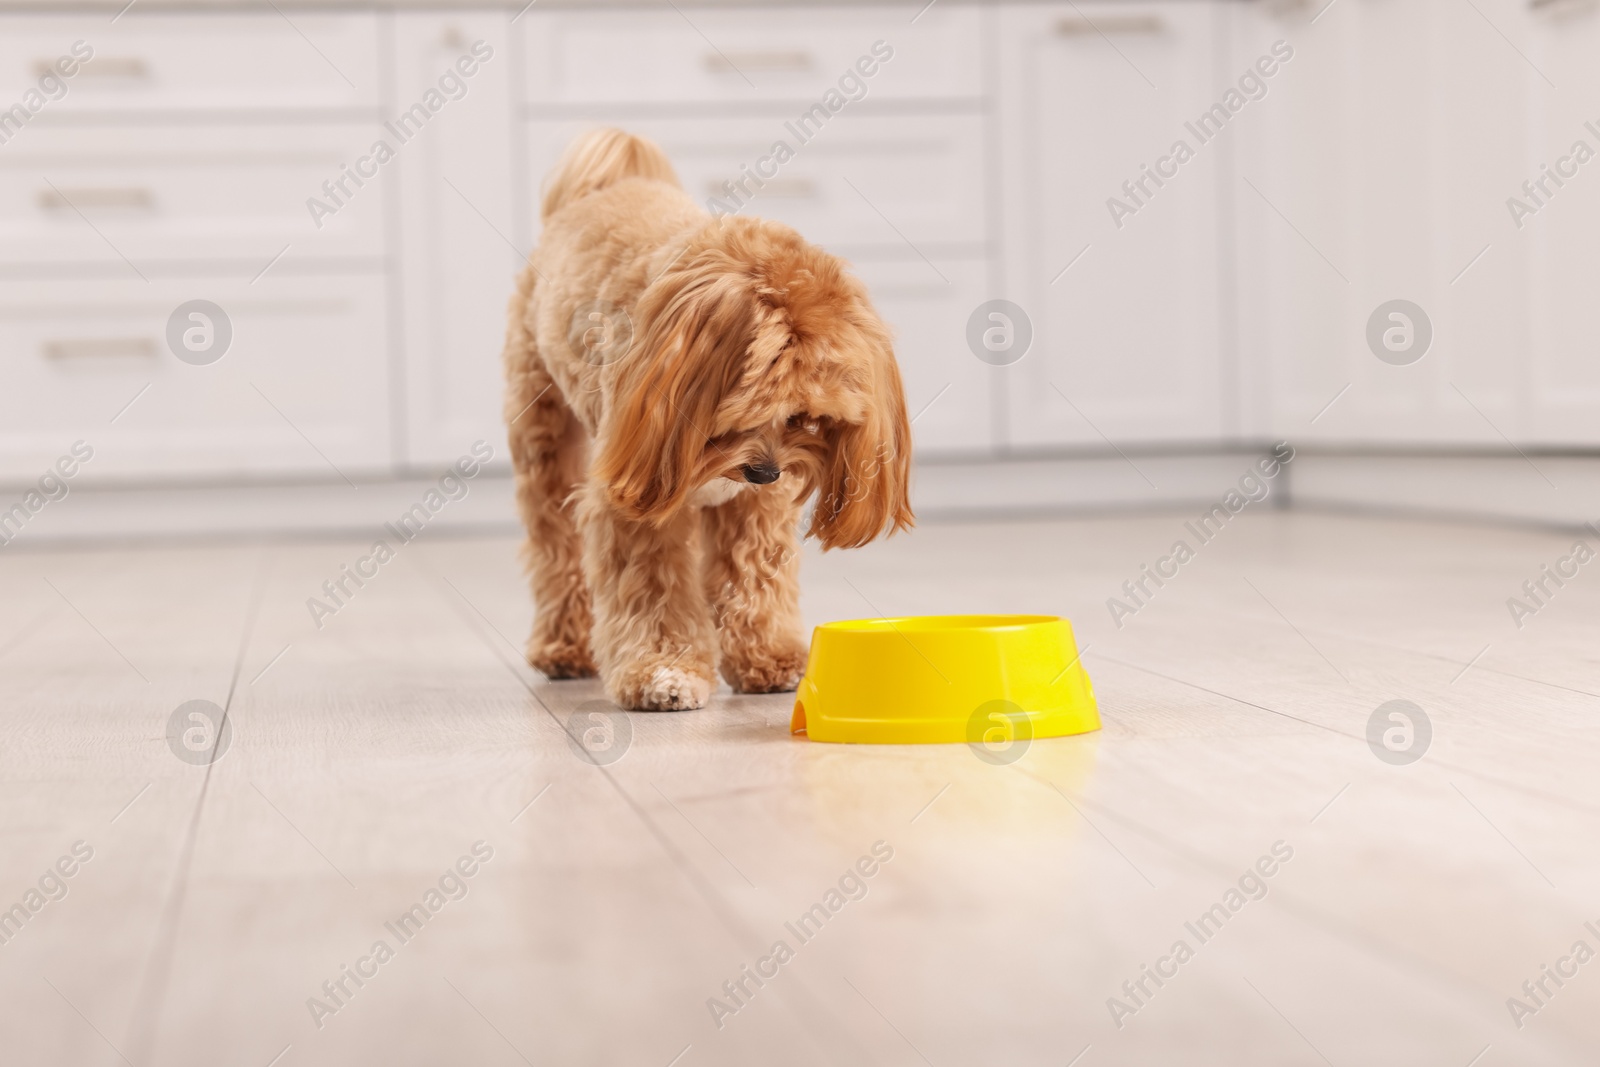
[0,275,390,481]
[0,124,385,265]
[526,114,986,253]
[0,14,381,114]
[522,6,980,106]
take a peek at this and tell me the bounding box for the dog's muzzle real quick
[741,462,781,485]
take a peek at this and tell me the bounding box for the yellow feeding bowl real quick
[791,614,1099,745]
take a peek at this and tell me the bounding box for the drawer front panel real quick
[526,114,986,252]
[0,275,391,480]
[0,124,387,264]
[523,7,980,105]
[0,14,381,114]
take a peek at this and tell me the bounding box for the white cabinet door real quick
[997,2,1227,450]
[1236,0,1530,445]
[1230,0,1356,441]
[1524,2,1600,444]
[394,14,518,469]
[851,258,994,455]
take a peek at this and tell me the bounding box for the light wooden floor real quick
[3,508,1598,1066]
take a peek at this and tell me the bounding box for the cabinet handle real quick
[1528,0,1593,11]
[1056,15,1165,35]
[43,338,157,360]
[705,177,816,199]
[704,50,814,74]
[38,188,155,212]
[65,56,150,79]
[35,56,150,79]
[760,177,816,198]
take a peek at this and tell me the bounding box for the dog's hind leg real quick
[505,298,596,678]
[702,488,808,694]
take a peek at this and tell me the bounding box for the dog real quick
[501,128,913,711]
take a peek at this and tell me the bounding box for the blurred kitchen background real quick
[2,0,1598,544]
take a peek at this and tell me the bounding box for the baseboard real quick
[7,447,1593,548]
[910,448,1280,519]
[0,447,1281,548]
[1290,452,1600,532]
[0,474,523,549]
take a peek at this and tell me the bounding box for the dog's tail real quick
[540,128,678,223]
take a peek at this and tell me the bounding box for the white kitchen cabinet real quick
[0,9,394,484]
[519,2,994,459]
[1,0,1594,502]
[997,1,1229,450]
[393,13,519,468]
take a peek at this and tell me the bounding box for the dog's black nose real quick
[741,462,781,485]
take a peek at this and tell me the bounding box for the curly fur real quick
[503,128,913,711]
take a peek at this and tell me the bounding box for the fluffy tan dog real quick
[502,128,913,711]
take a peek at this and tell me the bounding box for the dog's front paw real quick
[611,656,715,711]
[527,636,598,680]
[722,642,809,695]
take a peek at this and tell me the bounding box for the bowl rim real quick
[815,613,1063,634]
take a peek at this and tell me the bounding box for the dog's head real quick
[592,216,913,549]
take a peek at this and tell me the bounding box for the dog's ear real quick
[593,265,753,523]
[807,337,915,549]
